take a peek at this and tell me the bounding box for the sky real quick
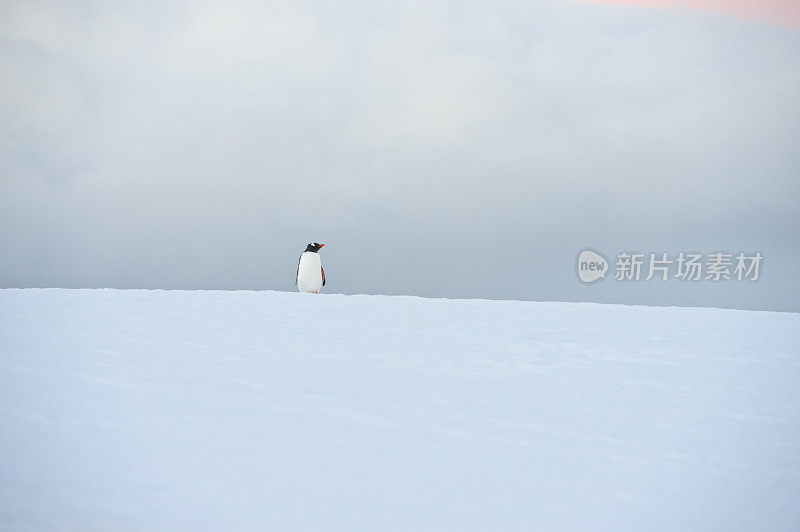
[1,0,798,311]
[578,0,800,29]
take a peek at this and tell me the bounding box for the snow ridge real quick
[1,289,798,530]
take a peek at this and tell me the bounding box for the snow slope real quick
[1,289,799,530]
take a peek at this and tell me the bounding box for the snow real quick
[1,289,799,530]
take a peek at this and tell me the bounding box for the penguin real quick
[296,243,326,293]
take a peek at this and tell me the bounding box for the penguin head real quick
[305,242,325,253]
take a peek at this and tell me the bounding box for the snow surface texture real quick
[1,289,799,531]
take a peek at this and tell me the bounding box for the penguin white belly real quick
[297,252,323,293]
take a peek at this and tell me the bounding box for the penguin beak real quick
[318,244,325,248]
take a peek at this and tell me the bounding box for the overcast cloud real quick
[1,0,798,311]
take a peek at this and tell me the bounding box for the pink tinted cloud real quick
[576,0,800,29]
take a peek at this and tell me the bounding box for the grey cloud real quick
[1,0,798,310]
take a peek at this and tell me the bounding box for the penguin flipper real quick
[321,267,326,286]
[296,256,301,285]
